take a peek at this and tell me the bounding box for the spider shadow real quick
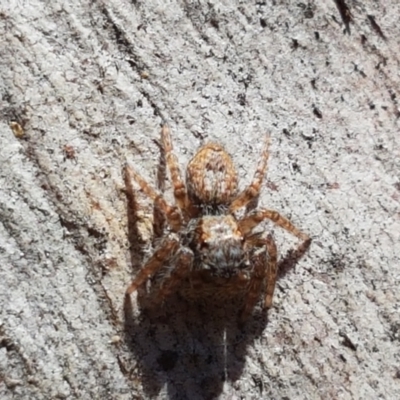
[124,290,269,400]
[277,237,311,281]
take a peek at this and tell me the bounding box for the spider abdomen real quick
[186,143,238,206]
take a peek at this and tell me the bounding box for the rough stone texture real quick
[1,1,399,399]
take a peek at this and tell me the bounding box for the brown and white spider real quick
[125,125,310,320]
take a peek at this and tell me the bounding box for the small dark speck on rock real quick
[237,93,246,106]
[313,106,323,119]
[311,78,317,89]
[361,34,367,44]
[210,18,219,29]
[292,162,301,173]
[304,6,314,19]
[339,331,357,351]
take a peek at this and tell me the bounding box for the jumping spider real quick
[125,125,310,320]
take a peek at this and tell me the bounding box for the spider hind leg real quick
[240,234,277,320]
[230,136,270,213]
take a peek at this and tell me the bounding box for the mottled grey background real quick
[0,1,399,399]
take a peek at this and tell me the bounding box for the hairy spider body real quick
[125,125,310,320]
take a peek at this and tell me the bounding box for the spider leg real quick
[263,235,278,308]
[239,208,310,242]
[229,136,270,213]
[125,234,180,296]
[240,210,311,318]
[154,247,193,303]
[161,125,192,218]
[125,164,182,232]
[240,234,278,320]
[240,244,267,321]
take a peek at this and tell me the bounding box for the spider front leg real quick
[125,164,182,232]
[240,234,277,320]
[239,209,310,243]
[229,136,270,213]
[125,233,180,296]
[239,209,311,312]
[154,247,194,303]
[161,125,193,218]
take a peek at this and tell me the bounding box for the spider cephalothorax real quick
[189,214,246,278]
[125,125,310,320]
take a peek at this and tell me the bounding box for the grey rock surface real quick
[0,1,399,399]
